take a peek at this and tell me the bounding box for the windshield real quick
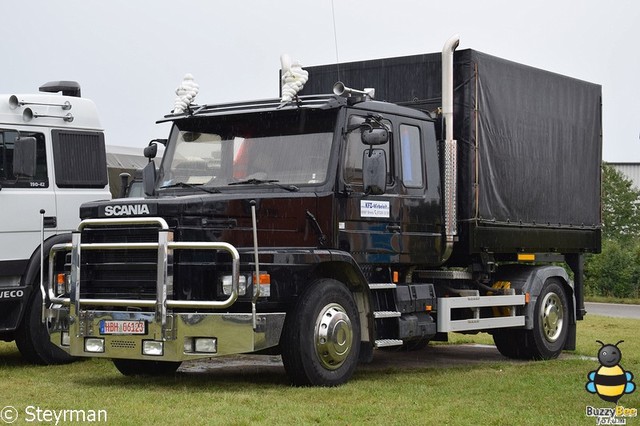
[158,109,337,190]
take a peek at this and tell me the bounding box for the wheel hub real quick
[540,292,564,343]
[314,303,353,370]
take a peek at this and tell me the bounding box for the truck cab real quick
[0,82,110,364]
[153,96,444,265]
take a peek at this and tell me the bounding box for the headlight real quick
[221,275,247,296]
[84,338,105,353]
[142,340,164,356]
[221,273,270,297]
[184,337,217,354]
[195,338,217,353]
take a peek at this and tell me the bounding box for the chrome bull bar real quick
[47,217,241,331]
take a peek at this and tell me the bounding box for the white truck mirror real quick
[13,136,37,178]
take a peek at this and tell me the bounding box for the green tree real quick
[601,163,640,240]
[585,163,640,297]
[584,239,639,297]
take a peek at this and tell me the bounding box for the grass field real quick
[0,315,638,425]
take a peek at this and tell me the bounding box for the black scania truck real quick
[46,36,601,386]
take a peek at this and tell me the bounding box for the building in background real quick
[609,163,640,190]
[106,145,162,198]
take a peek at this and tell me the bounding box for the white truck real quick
[0,81,110,363]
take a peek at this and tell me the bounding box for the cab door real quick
[336,113,403,266]
[0,129,56,269]
[336,113,443,269]
[395,119,442,266]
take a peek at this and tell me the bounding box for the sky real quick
[1,0,638,162]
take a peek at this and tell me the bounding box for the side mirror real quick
[361,127,389,146]
[144,143,158,160]
[362,149,387,195]
[13,136,37,178]
[142,161,157,196]
[118,172,131,198]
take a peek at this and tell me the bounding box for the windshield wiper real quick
[228,178,299,192]
[159,182,220,193]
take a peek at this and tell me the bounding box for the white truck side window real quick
[0,130,48,188]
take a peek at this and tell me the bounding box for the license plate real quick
[99,320,147,335]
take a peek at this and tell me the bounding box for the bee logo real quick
[586,340,636,403]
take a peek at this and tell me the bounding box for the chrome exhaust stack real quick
[441,34,460,263]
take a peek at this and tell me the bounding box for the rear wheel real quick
[113,359,182,376]
[281,279,361,386]
[493,278,569,360]
[15,289,74,365]
[493,329,531,359]
[528,279,568,359]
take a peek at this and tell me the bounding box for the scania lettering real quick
[0,81,110,364]
[104,204,150,217]
[48,37,601,386]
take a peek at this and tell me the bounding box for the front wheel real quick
[281,279,361,386]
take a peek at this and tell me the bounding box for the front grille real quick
[80,226,159,300]
[77,223,237,304]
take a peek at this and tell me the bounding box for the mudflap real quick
[0,285,31,335]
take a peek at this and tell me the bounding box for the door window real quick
[0,130,48,188]
[400,124,423,188]
[343,115,392,185]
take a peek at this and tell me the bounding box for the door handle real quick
[386,224,401,233]
[43,216,57,228]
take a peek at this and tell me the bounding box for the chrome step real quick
[374,311,401,319]
[369,283,397,290]
[375,339,403,348]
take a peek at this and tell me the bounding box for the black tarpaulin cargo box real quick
[301,49,602,257]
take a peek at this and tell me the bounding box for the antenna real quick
[331,0,340,82]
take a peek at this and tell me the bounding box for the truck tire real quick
[113,359,182,376]
[492,329,531,359]
[493,278,568,360]
[15,289,74,365]
[281,279,361,386]
[528,278,569,359]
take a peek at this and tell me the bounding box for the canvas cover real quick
[301,49,602,230]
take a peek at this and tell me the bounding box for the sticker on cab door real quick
[360,200,390,218]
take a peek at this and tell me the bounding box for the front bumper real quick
[49,307,285,361]
[47,216,284,362]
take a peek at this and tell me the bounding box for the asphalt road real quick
[584,302,640,319]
